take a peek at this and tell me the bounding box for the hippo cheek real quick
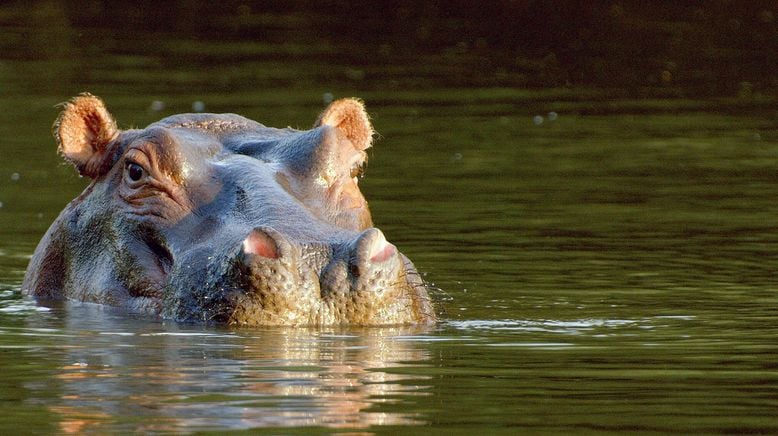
[270,125,373,231]
[111,232,173,314]
[329,178,372,229]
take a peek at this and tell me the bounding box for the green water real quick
[2,3,778,433]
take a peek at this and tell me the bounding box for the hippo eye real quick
[126,162,145,182]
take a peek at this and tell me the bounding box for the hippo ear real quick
[314,98,374,150]
[53,93,120,178]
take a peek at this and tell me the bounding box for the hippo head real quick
[23,94,435,326]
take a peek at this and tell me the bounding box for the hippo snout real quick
[235,227,420,325]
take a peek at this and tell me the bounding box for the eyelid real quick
[125,148,152,168]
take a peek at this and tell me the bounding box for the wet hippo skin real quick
[23,94,435,326]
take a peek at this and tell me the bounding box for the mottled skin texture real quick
[23,94,435,326]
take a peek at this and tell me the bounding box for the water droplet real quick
[0,202,4,208]
[236,4,251,16]
[378,44,392,57]
[192,101,206,112]
[10,172,19,181]
[150,100,165,112]
[452,152,463,161]
[345,69,365,80]
[533,115,544,125]
[547,111,558,121]
[322,92,334,104]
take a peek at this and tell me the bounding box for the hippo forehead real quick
[117,114,290,179]
[151,113,298,148]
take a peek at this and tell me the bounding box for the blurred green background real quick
[2,1,777,97]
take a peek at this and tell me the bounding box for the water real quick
[2,3,778,433]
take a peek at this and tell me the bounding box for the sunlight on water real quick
[0,295,438,431]
[0,292,49,314]
[451,318,645,332]
[1,98,777,430]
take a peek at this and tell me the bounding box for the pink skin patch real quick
[369,242,396,263]
[243,230,279,259]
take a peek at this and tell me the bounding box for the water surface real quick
[1,3,778,433]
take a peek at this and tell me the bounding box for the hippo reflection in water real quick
[23,94,435,326]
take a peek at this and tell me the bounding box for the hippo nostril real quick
[350,228,399,278]
[357,228,396,264]
[243,230,279,259]
[242,226,289,260]
[369,242,396,263]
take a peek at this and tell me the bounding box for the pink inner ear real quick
[243,230,279,259]
[316,98,374,151]
[55,94,119,178]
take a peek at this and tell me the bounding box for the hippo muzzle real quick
[23,94,436,326]
[231,227,427,325]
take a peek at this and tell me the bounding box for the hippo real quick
[22,94,435,326]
